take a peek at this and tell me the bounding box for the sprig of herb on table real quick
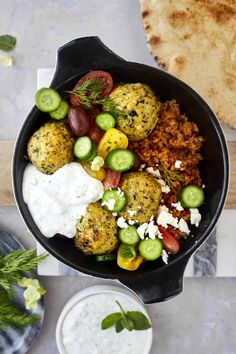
[0,248,47,331]
[160,160,184,186]
[67,78,126,119]
[101,301,151,333]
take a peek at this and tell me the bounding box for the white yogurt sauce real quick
[22,162,104,238]
[61,293,151,354]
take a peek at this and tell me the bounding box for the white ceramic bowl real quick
[56,285,153,354]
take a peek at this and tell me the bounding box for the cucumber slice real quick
[73,137,96,161]
[86,145,97,162]
[118,225,139,246]
[178,185,204,208]
[95,254,117,261]
[139,238,163,261]
[102,188,126,212]
[35,88,61,112]
[105,149,135,172]
[50,99,69,120]
[95,112,116,131]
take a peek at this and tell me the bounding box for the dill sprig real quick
[0,249,47,297]
[68,78,105,109]
[160,160,184,186]
[0,248,47,330]
[0,288,38,331]
[68,78,126,119]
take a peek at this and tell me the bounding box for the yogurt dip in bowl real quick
[56,285,153,354]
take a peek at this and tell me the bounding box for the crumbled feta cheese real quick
[117,217,129,229]
[159,205,169,212]
[178,218,190,235]
[127,210,137,217]
[202,184,206,189]
[137,223,149,239]
[161,185,171,194]
[128,220,136,225]
[161,249,169,264]
[112,212,118,217]
[175,160,182,169]
[138,164,146,171]
[101,199,116,211]
[157,210,178,229]
[171,202,184,211]
[190,208,201,227]
[149,215,154,221]
[146,167,161,178]
[117,187,124,196]
[156,226,163,239]
[147,221,158,239]
[156,178,170,193]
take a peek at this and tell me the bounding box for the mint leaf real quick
[101,312,122,330]
[0,35,16,52]
[126,311,151,330]
[115,319,124,333]
[118,244,136,259]
[121,316,134,331]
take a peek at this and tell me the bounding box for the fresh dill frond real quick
[160,160,184,186]
[67,78,105,109]
[67,78,126,119]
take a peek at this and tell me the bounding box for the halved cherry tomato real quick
[81,162,106,181]
[158,225,180,255]
[97,128,129,159]
[70,71,113,106]
[88,116,104,145]
[103,169,121,190]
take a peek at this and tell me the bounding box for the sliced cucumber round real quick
[139,238,163,261]
[50,99,69,120]
[35,87,61,112]
[178,184,204,208]
[118,225,139,246]
[102,188,126,212]
[73,136,96,161]
[105,149,135,172]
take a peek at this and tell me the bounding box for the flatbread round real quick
[140,0,236,129]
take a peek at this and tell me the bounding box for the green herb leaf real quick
[120,316,134,331]
[118,244,136,259]
[0,35,16,52]
[115,319,124,333]
[126,311,152,330]
[160,160,184,187]
[101,312,122,330]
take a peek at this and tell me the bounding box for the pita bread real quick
[140,0,236,129]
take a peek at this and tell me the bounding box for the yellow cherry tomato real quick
[97,128,128,159]
[81,162,106,181]
[117,245,143,271]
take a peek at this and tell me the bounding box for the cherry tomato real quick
[103,169,121,190]
[68,106,90,136]
[130,152,142,171]
[158,225,180,255]
[70,71,113,106]
[81,162,106,181]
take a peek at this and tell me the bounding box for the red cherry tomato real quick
[158,225,180,255]
[87,108,104,144]
[103,169,121,190]
[70,71,113,106]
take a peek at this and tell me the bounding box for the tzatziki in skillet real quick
[22,162,104,238]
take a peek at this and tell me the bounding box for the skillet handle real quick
[50,36,126,88]
[120,257,190,304]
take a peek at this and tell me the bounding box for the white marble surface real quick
[1,1,236,353]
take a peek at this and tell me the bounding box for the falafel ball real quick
[75,202,118,255]
[27,121,75,174]
[109,83,160,141]
[118,172,162,224]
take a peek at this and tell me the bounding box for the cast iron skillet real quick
[13,37,229,304]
